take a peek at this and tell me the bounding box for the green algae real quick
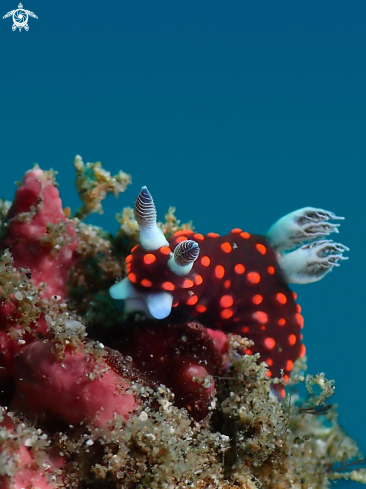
[0,200,11,229]
[43,340,366,488]
[0,249,42,330]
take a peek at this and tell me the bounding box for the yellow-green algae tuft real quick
[74,155,132,220]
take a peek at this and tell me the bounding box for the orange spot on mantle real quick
[253,311,268,324]
[128,273,137,283]
[286,360,294,371]
[296,313,304,328]
[143,254,156,265]
[247,272,260,284]
[182,279,194,288]
[141,278,152,287]
[187,295,198,306]
[160,246,171,255]
[215,265,225,279]
[264,337,275,349]
[276,292,287,304]
[194,275,203,285]
[288,334,297,346]
[220,295,234,308]
[221,242,232,253]
[252,294,263,305]
[234,264,245,274]
[221,308,233,319]
[256,243,267,255]
[195,304,207,313]
[162,281,175,291]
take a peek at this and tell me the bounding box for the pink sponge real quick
[12,340,138,427]
[0,168,78,299]
[0,411,63,489]
[0,168,78,380]
[0,444,57,489]
[101,321,225,420]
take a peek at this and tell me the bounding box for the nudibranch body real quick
[110,187,349,382]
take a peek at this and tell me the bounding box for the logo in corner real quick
[3,3,37,31]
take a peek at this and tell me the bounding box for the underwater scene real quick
[0,2,365,488]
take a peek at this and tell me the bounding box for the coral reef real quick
[0,157,364,488]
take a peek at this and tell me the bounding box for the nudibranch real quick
[110,187,348,382]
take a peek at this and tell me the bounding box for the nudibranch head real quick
[125,237,200,293]
[110,187,201,320]
[110,186,349,384]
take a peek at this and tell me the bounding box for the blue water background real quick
[0,1,365,485]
